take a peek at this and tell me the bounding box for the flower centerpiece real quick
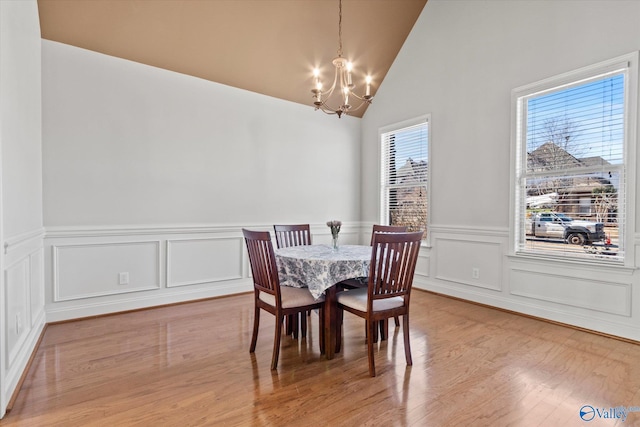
[327,220,342,250]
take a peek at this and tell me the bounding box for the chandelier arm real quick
[345,91,372,102]
[318,64,341,97]
[315,98,342,114]
[316,108,338,115]
[340,69,350,95]
[316,96,367,116]
[314,102,340,115]
[343,99,370,113]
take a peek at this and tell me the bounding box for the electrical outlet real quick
[472,268,480,279]
[119,272,130,285]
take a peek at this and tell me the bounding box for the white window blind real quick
[514,59,633,263]
[380,118,429,237]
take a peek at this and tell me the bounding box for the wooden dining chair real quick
[274,224,312,248]
[243,229,325,370]
[336,231,423,377]
[273,224,313,338]
[339,224,408,341]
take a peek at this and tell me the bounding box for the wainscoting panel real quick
[510,268,631,316]
[415,252,430,279]
[4,259,30,369]
[53,241,161,301]
[167,237,243,287]
[2,229,46,420]
[434,237,502,291]
[29,249,45,327]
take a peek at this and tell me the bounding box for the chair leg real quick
[272,315,283,370]
[250,305,260,353]
[319,308,325,354]
[300,312,307,338]
[394,315,400,327]
[403,313,412,366]
[372,321,380,343]
[379,319,388,341]
[335,307,343,353]
[286,314,293,335]
[367,319,376,377]
[292,314,299,339]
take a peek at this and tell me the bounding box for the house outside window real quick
[380,115,430,239]
[512,53,638,263]
[579,197,591,215]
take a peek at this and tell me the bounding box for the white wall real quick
[42,41,361,227]
[41,41,363,321]
[362,0,640,340]
[0,0,45,418]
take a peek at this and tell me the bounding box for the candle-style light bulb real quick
[365,75,372,97]
[312,68,323,104]
[346,62,353,86]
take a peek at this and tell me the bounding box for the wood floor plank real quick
[3,291,640,426]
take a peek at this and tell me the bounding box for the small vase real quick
[331,234,339,251]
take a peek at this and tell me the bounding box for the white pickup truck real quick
[526,212,606,245]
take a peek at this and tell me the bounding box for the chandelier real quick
[311,0,373,118]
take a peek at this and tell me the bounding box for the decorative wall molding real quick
[52,240,161,302]
[4,259,30,369]
[3,227,45,254]
[432,234,504,292]
[414,226,640,341]
[166,236,244,288]
[418,276,640,341]
[429,224,509,239]
[44,222,364,239]
[43,222,366,322]
[40,222,640,341]
[45,279,252,323]
[507,252,637,275]
[414,252,430,280]
[45,224,247,238]
[29,249,45,328]
[510,268,632,316]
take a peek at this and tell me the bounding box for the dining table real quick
[275,244,372,360]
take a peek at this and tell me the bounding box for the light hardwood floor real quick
[3,290,640,426]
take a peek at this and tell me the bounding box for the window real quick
[380,115,430,239]
[512,53,638,263]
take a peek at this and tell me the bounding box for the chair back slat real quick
[243,229,280,302]
[274,224,312,248]
[368,232,423,305]
[370,224,408,245]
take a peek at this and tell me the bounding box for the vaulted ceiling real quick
[37,0,427,117]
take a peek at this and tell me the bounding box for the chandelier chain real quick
[337,0,343,57]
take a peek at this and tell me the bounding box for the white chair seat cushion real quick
[259,286,324,309]
[336,288,404,312]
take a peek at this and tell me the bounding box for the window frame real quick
[510,52,638,267]
[378,114,431,244]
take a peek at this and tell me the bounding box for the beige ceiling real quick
[37,0,427,118]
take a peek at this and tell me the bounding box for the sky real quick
[526,72,624,164]
[387,123,428,170]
